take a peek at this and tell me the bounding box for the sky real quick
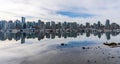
[0,0,120,24]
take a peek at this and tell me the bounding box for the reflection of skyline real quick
[0,32,120,44]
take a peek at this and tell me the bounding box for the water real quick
[0,32,120,64]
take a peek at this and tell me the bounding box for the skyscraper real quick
[51,21,55,29]
[45,22,51,29]
[97,21,101,29]
[86,22,90,28]
[105,19,110,27]
[21,17,25,23]
[105,19,110,29]
[21,17,26,29]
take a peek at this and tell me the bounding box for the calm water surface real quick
[0,32,120,64]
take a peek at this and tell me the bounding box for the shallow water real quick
[0,32,120,64]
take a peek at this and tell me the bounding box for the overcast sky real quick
[0,0,120,24]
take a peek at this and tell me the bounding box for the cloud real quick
[0,0,120,24]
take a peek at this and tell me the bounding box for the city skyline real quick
[0,17,120,34]
[0,0,120,24]
[0,17,120,25]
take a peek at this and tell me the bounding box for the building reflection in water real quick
[0,31,120,44]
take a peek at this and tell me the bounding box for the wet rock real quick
[61,43,65,46]
[94,61,96,63]
[103,42,117,46]
[103,52,104,54]
[111,56,115,58]
[82,47,85,49]
[118,56,120,58]
[118,43,120,45]
[98,46,100,48]
[95,47,97,49]
[88,60,90,62]
[87,47,89,49]
[103,42,120,48]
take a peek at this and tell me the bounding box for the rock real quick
[118,43,120,45]
[61,43,67,46]
[82,47,85,49]
[98,46,100,48]
[61,43,65,46]
[103,52,104,54]
[118,56,120,58]
[111,56,115,58]
[88,60,90,62]
[103,42,117,46]
[87,47,90,49]
[94,61,96,63]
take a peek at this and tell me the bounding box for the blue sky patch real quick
[57,11,95,18]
